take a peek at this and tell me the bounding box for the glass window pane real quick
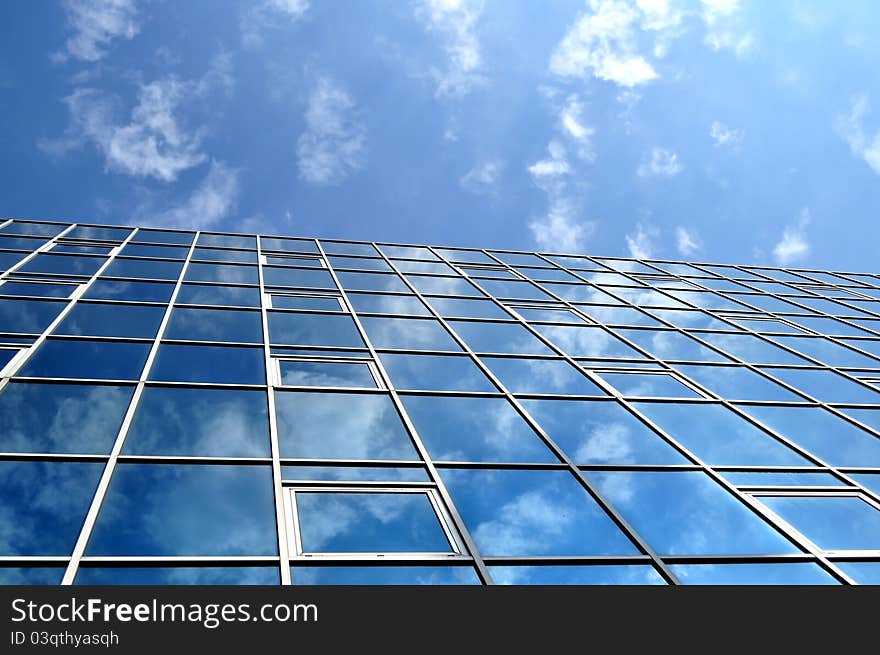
[739,404,880,467]
[670,563,836,585]
[320,241,377,256]
[614,329,729,362]
[521,399,686,465]
[265,256,324,267]
[0,382,133,454]
[0,235,48,251]
[121,244,190,259]
[836,562,880,584]
[103,258,183,280]
[380,245,439,260]
[379,353,495,391]
[0,349,16,370]
[282,465,428,482]
[328,255,391,271]
[337,271,409,293]
[54,302,165,338]
[85,280,175,302]
[295,491,453,552]
[691,332,808,365]
[721,472,844,487]
[632,402,809,465]
[278,360,377,388]
[165,307,263,343]
[87,464,276,555]
[198,233,256,249]
[489,565,665,585]
[192,247,257,263]
[270,294,342,311]
[123,387,270,457]
[401,395,556,462]
[348,293,429,316]
[588,470,798,555]
[293,566,479,585]
[759,495,880,551]
[268,311,364,347]
[0,281,77,298]
[483,357,606,395]
[150,344,265,384]
[449,321,553,355]
[440,468,638,556]
[0,461,103,555]
[597,372,702,398]
[176,283,261,307]
[394,260,454,275]
[425,297,506,319]
[672,364,802,401]
[361,317,459,351]
[275,391,417,459]
[75,567,279,585]
[0,298,66,333]
[771,335,880,368]
[512,306,587,323]
[260,236,317,253]
[19,339,151,380]
[407,276,480,296]
[762,367,880,403]
[185,262,258,284]
[477,279,552,301]
[19,254,105,276]
[434,248,495,264]
[0,568,65,585]
[535,325,647,359]
[67,225,132,241]
[133,229,194,245]
[263,266,335,289]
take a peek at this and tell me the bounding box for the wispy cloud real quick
[241,0,309,48]
[559,95,595,161]
[626,221,658,258]
[296,77,367,186]
[637,146,683,177]
[146,161,240,230]
[836,94,880,175]
[700,0,754,58]
[773,208,811,265]
[527,140,570,179]
[460,160,502,196]
[710,120,744,148]
[417,0,484,98]
[675,226,701,256]
[56,0,139,63]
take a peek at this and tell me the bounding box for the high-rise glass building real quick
[1,217,880,586]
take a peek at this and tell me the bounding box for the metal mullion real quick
[255,235,292,586]
[61,228,198,586]
[405,246,683,585]
[0,223,80,285]
[319,239,495,585]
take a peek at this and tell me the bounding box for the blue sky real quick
[2,1,880,270]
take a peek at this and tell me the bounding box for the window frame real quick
[272,356,385,389]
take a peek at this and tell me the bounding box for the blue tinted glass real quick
[165,307,263,343]
[760,495,880,550]
[0,235,47,251]
[449,321,553,355]
[265,257,324,267]
[648,308,727,329]
[0,568,65,585]
[441,468,638,556]
[103,258,183,280]
[426,298,511,320]
[483,357,606,395]
[695,332,809,364]
[401,395,556,462]
[185,263,258,284]
[850,473,880,496]
[0,349,16,369]
[739,404,880,467]
[379,353,496,391]
[337,271,409,293]
[329,255,391,271]
[176,283,261,307]
[270,294,342,311]
[67,225,132,241]
[260,236,317,253]
[791,316,873,336]
[192,247,258,263]
[150,344,265,384]
[361,316,459,351]
[837,562,880,584]
[198,233,255,249]
[0,298,66,333]
[588,470,797,555]
[20,254,105,276]
[263,266,335,288]
[633,402,808,465]
[321,241,377,256]
[293,566,480,585]
[771,336,880,368]
[51,244,114,255]
[75,567,279,585]
[394,260,455,275]
[278,360,377,388]
[490,565,666,585]
[407,276,480,296]
[282,466,429,481]
[268,311,364,347]
[536,325,647,359]
[20,340,150,380]
[762,367,880,403]
[1,221,68,236]
[0,250,26,270]
[478,279,552,301]
[671,563,837,585]
[673,365,802,401]
[54,302,165,338]
[0,382,133,454]
[381,245,439,260]
[597,372,702,398]
[87,464,276,555]
[348,293,428,315]
[434,248,494,263]
[614,329,729,362]
[133,229,194,245]
[85,280,175,302]
[124,387,270,457]
[721,472,843,486]
[275,391,418,459]
[513,307,587,323]
[296,491,453,552]
[522,399,686,464]
[121,244,190,259]
[0,461,103,555]
[0,281,76,298]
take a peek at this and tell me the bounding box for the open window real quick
[266,292,345,311]
[272,356,384,389]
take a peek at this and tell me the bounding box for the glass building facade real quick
[1,217,880,586]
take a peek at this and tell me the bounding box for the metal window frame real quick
[272,355,385,390]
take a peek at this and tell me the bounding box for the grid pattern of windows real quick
[1,217,880,586]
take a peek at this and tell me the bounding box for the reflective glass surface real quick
[268,311,364,347]
[185,263,258,285]
[759,495,880,551]
[425,297,508,319]
[361,317,460,351]
[614,328,729,362]
[0,281,77,298]
[348,293,429,315]
[75,567,280,585]
[292,566,479,585]
[150,344,265,384]
[19,339,151,380]
[489,565,665,585]
[277,359,377,388]
[133,229,194,245]
[836,562,880,584]
[0,298,66,333]
[54,302,165,338]
[483,357,606,395]
[20,254,105,276]
[176,284,261,307]
[597,372,702,398]
[534,325,646,359]
[670,563,837,585]
[103,258,183,280]
[282,466,429,482]
[448,320,554,355]
[165,307,263,343]
[85,280,175,303]
[263,266,335,288]
[270,294,343,311]
[379,353,496,391]
[672,364,802,401]
[761,367,880,403]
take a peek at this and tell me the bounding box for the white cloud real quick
[147,161,240,230]
[559,95,596,161]
[637,146,682,176]
[773,208,811,265]
[57,0,139,62]
[675,227,701,256]
[527,141,571,181]
[710,120,744,148]
[460,160,501,195]
[700,0,754,57]
[626,221,658,258]
[417,0,484,98]
[836,95,880,175]
[296,77,366,186]
[241,0,309,48]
